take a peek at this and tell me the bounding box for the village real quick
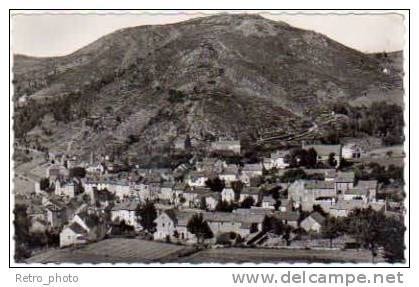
[13,136,405,263]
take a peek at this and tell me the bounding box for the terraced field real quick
[26,238,383,264]
[26,239,191,264]
[175,247,384,264]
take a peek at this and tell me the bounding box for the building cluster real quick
[23,139,394,248]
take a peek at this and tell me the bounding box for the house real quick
[271,211,300,228]
[210,140,241,154]
[201,193,220,211]
[114,181,131,199]
[302,143,342,167]
[329,200,367,217]
[59,212,106,247]
[86,163,105,176]
[182,187,212,208]
[356,180,378,201]
[173,183,187,202]
[153,210,196,242]
[60,222,89,247]
[300,212,326,233]
[343,188,368,202]
[54,180,80,198]
[46,203,65,228]
[263,150,290,170]
[277,199,292,212]
[329,200,386,217]
[335,171,355,194]
[174,136,187,151]
[242,163,264,177]
[288,180,336,211]
[261,195,276,209]
[240,163,264,185]
[239,187,261,203]
[221,187,236,203]
[196,158,226,173]
[46,164,68,180]
[219,165,239,183]
[203,212,265,237]
[342,143,362,159]
[187,171,212,187]
[110,200,141,230]
[159,182,175,201]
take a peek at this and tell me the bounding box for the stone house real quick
[300,212,326,233]
[335,171,355,194]
[219,164,239,184]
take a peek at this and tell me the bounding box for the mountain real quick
[13,13,403,164]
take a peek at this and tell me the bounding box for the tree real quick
[321,217,342,248]
[305,148,318,168]
[344,207,405,263]
[138,201,157,233]
[231,180,244,194]
[328,153,337,167]
[241,196,255,209]
[280,168,307,182]
[262,216,284,235]
[69,167,86,178]
[205,177,225,192]
[39,178,50,191]
[215,200,236,212]
[13,204,31,261]
[312,204,327,217]
[186,213,213,244]
[199,197,208,210]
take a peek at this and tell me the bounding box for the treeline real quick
[331,101,404,146]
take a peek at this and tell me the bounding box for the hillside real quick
[12,13,404,163]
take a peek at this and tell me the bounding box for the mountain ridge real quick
[13,13,404,163]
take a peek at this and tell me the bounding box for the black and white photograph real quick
[10,10,408,266]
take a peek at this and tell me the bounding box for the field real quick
[26,239,383,264]
[26,239,191,264]
[175,247,384,264]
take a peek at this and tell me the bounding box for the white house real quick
[111,200,141,230]
[153,210,196,243]
[221,187,236,203]
[60,222,89,247]
[261,195,276,209]
[187,171,211,187]
[342,143,362,159]
[59,212,105,247]
[263,150,290,170]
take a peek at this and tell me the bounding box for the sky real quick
[11,10,405,57]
